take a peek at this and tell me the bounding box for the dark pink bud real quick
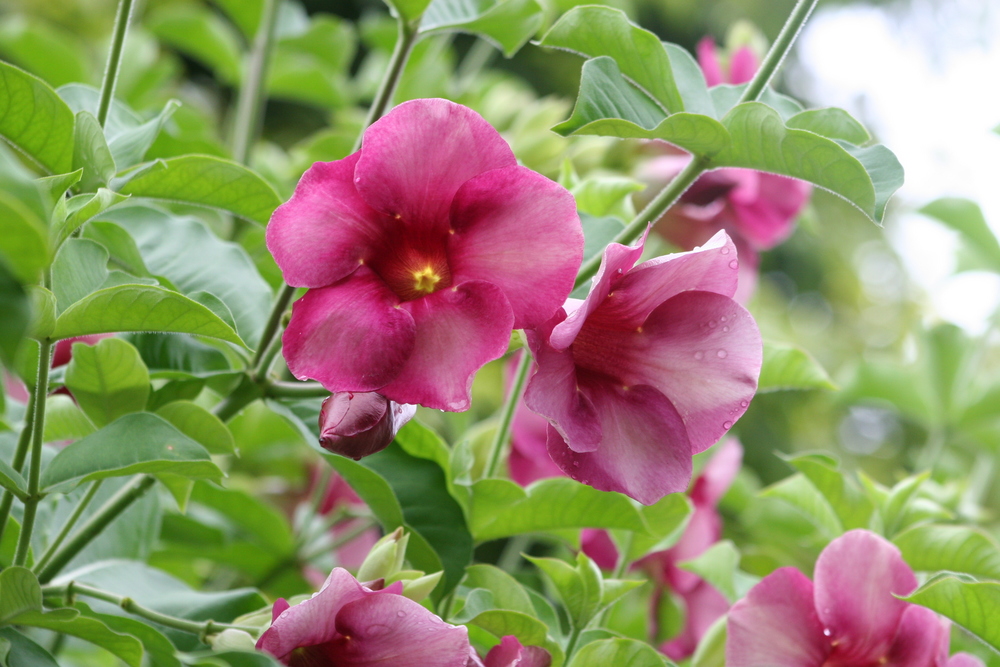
[318,392,415,460]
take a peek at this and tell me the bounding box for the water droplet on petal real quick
[717,349,727,358]
[722,326,730,332]
[740,400,749,407]
[396,611,406,618]
[694,351,705,360]
[708,320,717,328]
[720,315,727,322]
[721,247,730,255]
[572,461,580,467]
[729,260,739,269]
[823,628,832,637]
[723,421,733,429]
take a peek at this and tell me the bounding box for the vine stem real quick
[37,475,157,584]
[13,338,53,566]
[483,351,531,478]
[32,481,104,575]
[0,384,38,546]
[352,19,420,153]
[572,0,820,291]
[96,0,136,127]
[42,581,260,639]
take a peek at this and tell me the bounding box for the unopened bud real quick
[357,528,408,582]
[209,629,257,652]
[400,571,443,603]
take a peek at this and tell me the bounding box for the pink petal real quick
[661,580,730,661]
[319,392,416,460]
[727,46,758,84]
[483,636,551,667]
[881,605,949,667]
[579,290,761,454]
[549,236,646,350]
[449,165,582,329]
[697,37,724,87]
[545,382,691,505]
[580,529,619,571]
[814,530,918,664]
[509,399,565,486]
[591,231,740,328]
[282,267,416,392]
[327,592,470,666]
[727,171,810,251]
[53,334,114,367]
[266,154,392,288]
[354,99,516,233]
[379,281,513,411]
[523,313,602,453]
[726,567,829,667]
[664,503,721,592]
[256,568,374,659]
[691,438,743,509]
[948,655,987,667]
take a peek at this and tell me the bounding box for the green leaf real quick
[539,7,699,115]
[42,394,97,442]
[420,0,544,57]
[782,453,874,530]
[55,189,130,246]
[0,261,29,365]
[82,221,150,277]
[10,608,143,667]
[118,156,282,226]
[0,191,49,284]
[382,0,433,24]
[712,102,903,224]
[894,525,1000,581]
[107,206,272,348]
[40,413,222,491]
[211,0,263,39]
[677,540,757,603]
[690,615,726,667]
[760,473,843,537]
[758,341,836,392]
[147,5,243,84]
[468,477,647,542]
[0,60,75,174]
[51,239,112,314]
[190,481,294,553]
[463,564,537,616]
[902,574,1000,651]
[0,17,91,88]
[25,286,55,340]
[572,177,642,219]
[627,493,692,560]
[64,338,150,428]
[880,472,929,537]
[328,424,473,597]
[920,197,1000,273]
[786,108,871,145]
[52,284,245,346]
[72,110,116,191]
[76,602,181,667]
[0,627,60,667]
[156,401,236,455]
[526,554,601,629]
[552,57,729,156]
[568,637,668,667]
[0,567,42,624]
[0,458,26,500]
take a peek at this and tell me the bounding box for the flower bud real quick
[400,571,443,603]
[208,629,257,652]
[357,527,409,582]
[318,391,416,460]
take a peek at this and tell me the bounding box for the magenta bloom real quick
[696,37,757,87]
[318,391,415,460]
[257,567,470,666]
[523,231,761,504]
[268,99,583,411]
[727,530,979,667]
[466,636,551,667]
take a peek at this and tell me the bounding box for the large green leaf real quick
[327,422,473,597]
[626,493,692,560]
[107,206,272,347]
[64,337,150,428]
[211,0,263,39]
[157,402,236,455]
[712,102,903,223]
[552,57,729,156]
[920,197,1000,273]
[758,341,836,392]
[381,0,433,24]
[0,627,60,667]
[72,110,116,191]
[52,284,245,346]
[0,60,75,174]
[420,0,543,57]
[0,190,49,285]
[902,575,1000,651]
[51,239,113,314]
[786,107,870,145]
[526,553,603,629]
[782,453,873,530]
[147,4,243,84]
[40,413,222,491]
[118,156,282,226]
[539,6,710,116]
[467,477,647,542]
[10,608,143,667]
[0,17,91,88]
[77,602,181,667]
[568,637,668,667]
[0,260,29,365]
[760,473,842,537]
[894,525,1000,581]
[0,567,41,624]
[463,564,537,616]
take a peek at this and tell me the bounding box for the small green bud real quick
[209,629,257,652]
[357,527,408,582]
[400,571,443,602]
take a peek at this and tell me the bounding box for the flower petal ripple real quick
[268,99,583,411]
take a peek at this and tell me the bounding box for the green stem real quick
[573,0,819,290]
[352,19,420,152]
[32,481,104,575]
[37,475,156,584]
[0,385,38,546]
[252,284,296,373]
[42,582,260,638]
[611,533,633,580]
[96,0,136,127]
[483,351,531,479]
[564,624,583,662]
[14,339,53,566]
[264,380,330,399]
[737,0,818,105]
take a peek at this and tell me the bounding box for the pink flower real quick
[522,230,761,504]
[256,567,470,666]
[4,334,114,403]
[727,529,975,667]
[636,39,811,302]
[318,391,415,460]
[268,98,583,411]
[466,636,552,667]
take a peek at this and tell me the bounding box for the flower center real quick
[370,234,453,302]
[412,265,443,295]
